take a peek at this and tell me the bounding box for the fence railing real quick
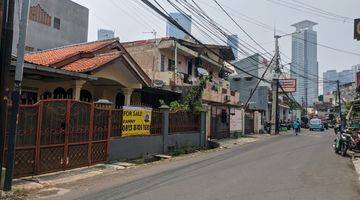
[150,110,163,135]
[169,112,200,133]
[4,100,202,178]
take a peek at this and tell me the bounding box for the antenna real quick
[143,29,157,41]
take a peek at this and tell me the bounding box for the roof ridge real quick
[94,51,122,56]
[26,37,120,55]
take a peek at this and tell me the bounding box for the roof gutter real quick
[11,61,97,80]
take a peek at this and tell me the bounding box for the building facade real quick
[227,34,239,61]
[231,54,271,123]
[291,20,319,107]
[12,0,89,53]
[323,70,338,95]
[98,29,115,40]
[338,69,355,85]
[166,13,192,40]
[123,37,240,139]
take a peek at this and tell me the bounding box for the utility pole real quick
[4,0,29,191]
[336,80,342,130]
[0,0,15,189]
[271,35,281,134]
[305,87,308,115]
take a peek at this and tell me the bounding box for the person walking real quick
[293,119,301,136]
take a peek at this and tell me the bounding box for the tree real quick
[318,95,323,102]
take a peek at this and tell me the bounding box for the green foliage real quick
[318,95,324,102]
[159,76,210,113]
[159,99,165,106]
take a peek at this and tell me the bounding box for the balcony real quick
[202,79,239,105]
[152,71,198,87]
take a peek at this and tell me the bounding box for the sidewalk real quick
[215,134,274,149]
[12,133,275,193]
[12,162,135,191]
[353,158,360,183]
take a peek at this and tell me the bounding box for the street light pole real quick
[4,0,29,191]
[0,0,15,189]
[336,80,343,130]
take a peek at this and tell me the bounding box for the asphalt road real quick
[36,130,360,200]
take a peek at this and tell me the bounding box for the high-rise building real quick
[166,13,192,40]
[98,29,115,40]
[12,0,89,53]
[291,20,319,107]
[323,70,338,95]
[338,69,355,85]
[227,34,239,60]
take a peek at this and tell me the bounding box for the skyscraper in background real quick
[166,13,192,40]
[98,29,115,40]
[291,20,319,107]
[338,69,355,85]
[227,34,239,61]
[323,70,338,95]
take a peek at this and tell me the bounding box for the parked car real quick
[309,118,325,131]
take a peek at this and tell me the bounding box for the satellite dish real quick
[153,79,164,88]
[197,67,209,76]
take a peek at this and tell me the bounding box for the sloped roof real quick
[25,39,114,66]
[24,38,151,86]
[62,52,122,73]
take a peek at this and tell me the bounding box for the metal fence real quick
[3,101,205,177]
[169,112,200,133]
[4,100,163,178]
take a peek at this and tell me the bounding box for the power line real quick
[141,0,272,84]
[174,0,263,56]
[197,0,360,57]
[291,0,353,21]
[212,0,272,57]
[244,55,276,109]
[266,0,353,24]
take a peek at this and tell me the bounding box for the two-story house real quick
[123,37,240,139]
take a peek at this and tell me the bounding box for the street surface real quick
[34,129,360,200]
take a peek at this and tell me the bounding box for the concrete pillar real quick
[254,111,261,134]
[73,80,86,100]
[122,88,133,106]
[203,104,211,140]
[200,111,206,148]
[159,105,170,154]
[241,108,245,136]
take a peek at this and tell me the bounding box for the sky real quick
[72,0,360,83]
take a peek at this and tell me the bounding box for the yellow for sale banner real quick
[122,107,152,137]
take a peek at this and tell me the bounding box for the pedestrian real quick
[293,118,300,136]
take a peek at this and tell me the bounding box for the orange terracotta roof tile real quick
[24,39,116,66]
[62,52,121,73]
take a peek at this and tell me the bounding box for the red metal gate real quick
[7,100,113,178]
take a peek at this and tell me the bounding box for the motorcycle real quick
[334,130,360,156]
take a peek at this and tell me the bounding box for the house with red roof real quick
[9,38,152,107]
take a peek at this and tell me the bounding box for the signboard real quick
[355,18,360,40]
[278,79,296,93]
[122,107,152,137]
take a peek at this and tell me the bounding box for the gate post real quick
[159,105,169,154]
[88,103,94,165]
[34,101,43,174]
[200,111,207,148]
[63,100,71,169]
